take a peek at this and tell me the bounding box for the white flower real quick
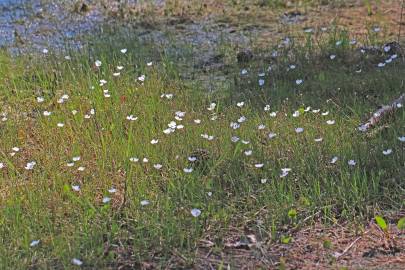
[72,110,78,115]
[143,158,149,163]
[295,127,304,133]
[12,147,20,152]
[241,140,250,145]
[188,156,197,162]
[312,109,320,113]
[163,128,174,134]
[25,161,36,170]
[258,124,266,130]
[373,27,380,32]
[207,103,216,111]
[72,156,80,162]
[304,28,313,33]
[261,178,267,184]
[77,166,85,171]
[289,64,296,70]
[0,163,4,169]
[326,120,335,125]
[37,96,44,103]
[30,240,40,247]
[194,119,201,124]
[295,79,303,85]
[330,156,338,164]
[268,132,277,139]
[117,65,124,70]
[113,72,120,77]
[314,137,323,142]
[57,123,64,127]
[292,111,300,117]
[382,149,392,155]
[160,93,173,99]
[269,112,277,117]
[138,75,145,82]
[175,111,185,118]
[43,111,52,116]
[207,191,212,197]
[237,102,244,108]
[231,136,240,143]
[398,136,405,142]
[230,122,240,129]
[321,111,329,116]
[95,60,102,67]
[108,187,117,193]
[255,163,264,168]
[335,40,342,46]
[150,139,159,145]
[168,121,177,129]
[129,157,139,162]
[153,164,163,170]
[126,115,138,121]
[72,258,83,266]
[120,48,127,54]
[183,168,193,173]
[244,150,252,156]
[348,160,356,166]
[42,48,48,54]
[330,54,336,60]
[102,197,111,203]
[65,55,71,60]
[280,168,291,178]
[140,200,150,206]
[264,105,270,111]
[358,125,367,132]
[259,79,265,86]
[71,185,80,192]
[377,62,385,68]
[191,208,201,217]
[237,116,246,123]
[201,134,214,141]
[349,39,357,45]
[241,69,248,75]
[67,162,74,167]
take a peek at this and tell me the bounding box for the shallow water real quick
[0,0,105,53]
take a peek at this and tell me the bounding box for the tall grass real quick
[0,30,404,268]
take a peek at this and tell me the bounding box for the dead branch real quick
[358,93,405,132]
[333,236,362,259]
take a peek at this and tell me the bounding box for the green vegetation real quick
[0,26,404,268]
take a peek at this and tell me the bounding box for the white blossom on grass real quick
[191,208,201,217]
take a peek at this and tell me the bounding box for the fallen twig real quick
[333,236,362,259]
[358,93,404,132]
